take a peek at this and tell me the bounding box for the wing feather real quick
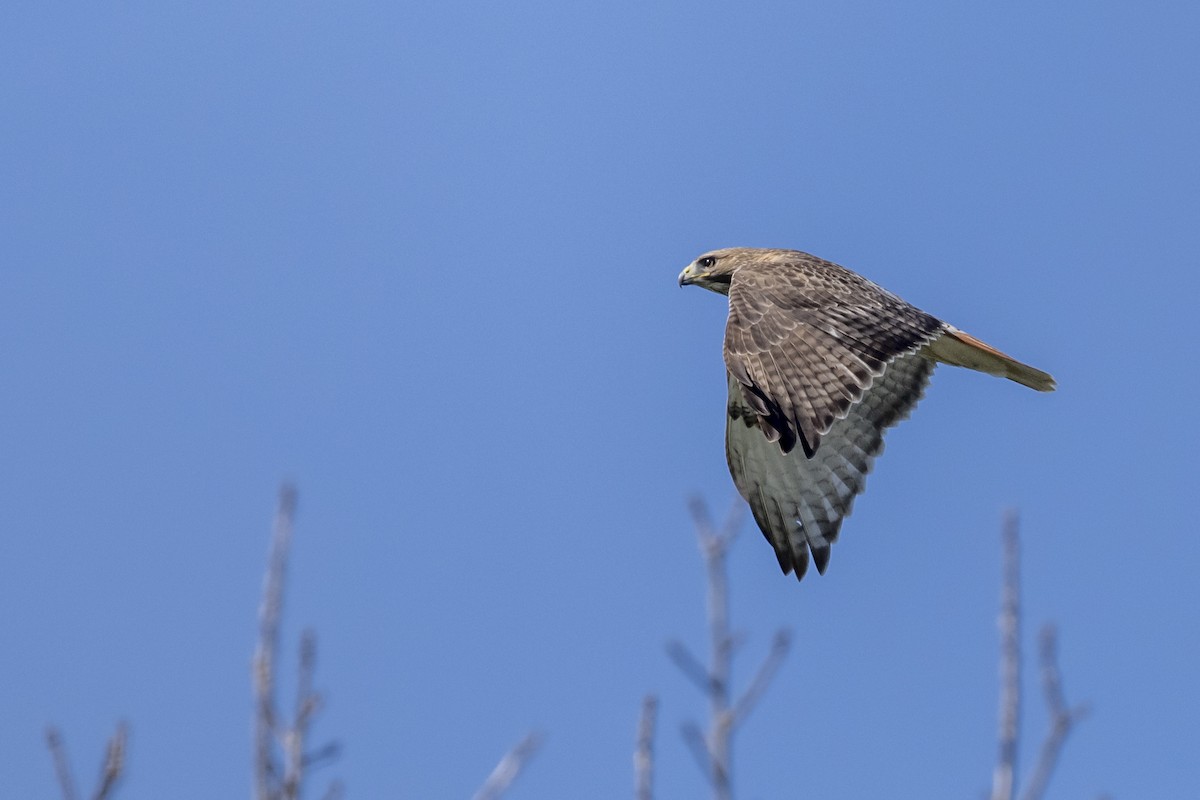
[725,351,935,580]
[724,253,944,456]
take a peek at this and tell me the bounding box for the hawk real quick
[679,247,1055,581]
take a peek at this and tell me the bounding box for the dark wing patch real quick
[725,351,935,580]
[723,254,944,456]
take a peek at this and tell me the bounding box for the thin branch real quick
[729,629,792,727]
[302,742,342,770]
[634,695,658,800]
[698,498,733,800]
[1038,625,1068,715]
[318,780,345,800]
[254,484,297,800]
[1019,625,1089,800]
[676,496,785,800]
[687,496,717,542]
[991,510,1021,800]
[297,630,319,731]
[283,631,321,799]
[91,723,128,800]
[666,641,712,695]
[472,732,543,800]
[45,727,79,800]
[45,723,127,800]
[679,721,712,785]
[251,486,341,800]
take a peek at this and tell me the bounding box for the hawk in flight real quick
[679,247,1054,582]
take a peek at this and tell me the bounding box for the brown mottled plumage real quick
[679,247,1054,581]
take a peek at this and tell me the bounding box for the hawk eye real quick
[698,256,716,269]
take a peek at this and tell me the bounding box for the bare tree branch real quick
[252,485,339,800]
[697,498,734,800]
[91,723,128,800]
[730,629,792,727]
[45,727,79,800]
[318,780,345,800]
[634,695,657,800]
[679,721,712,786]
[991,509,1021,800]
[988,513,1090,800]
[46,723,128,800]
[297,630,319,729]
[671,496,789,800]
[302,742,342,770]
[472,732,543,800]
[666,641,712,695]
[254,484,296,800]
[687,496,716,542]
[687,495,743,550]
[1019,625,1089,800]
[283,631,322,799]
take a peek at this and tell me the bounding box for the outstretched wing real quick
[723,254,944,457]
[725,350,934,579]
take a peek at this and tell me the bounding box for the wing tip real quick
[811,544,831,575]
[779,547,809,581]
[776,543,832,582]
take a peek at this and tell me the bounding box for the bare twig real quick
[1019,625,1089,800]
[730,629,791,727]
[318,781,345,800]
[990,513,1089,800]
[91,723,128,800]
[991,509,1021,800]
[283,631,321,799]
[45,727,79,800]
[252,485,338,800]
[666,641,712,695]
[679,721,712,785]
[254,485,296,800]
[686,496,717,542]
[698,498,739,800]
[672,497,789,800]
[634,695,658,800]
[302,742,342,770]
[45,723,128,800]
[698,498,734,800]
[472,732,543,800]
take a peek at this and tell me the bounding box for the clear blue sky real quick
[2,1,1197,797]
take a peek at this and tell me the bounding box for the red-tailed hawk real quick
[679,247,1055,581]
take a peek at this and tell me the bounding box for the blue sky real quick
[2,1,1197,797]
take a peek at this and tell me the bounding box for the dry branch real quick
[92,724,128,800]
[252,485,338,800]
[673,497,790,800]
[730,629,791,727]
[990,512,1088,800]
[45,727,78,800]
[991,509,1022,800]
[253,485,296,799]
[45,723,128,800]
[472,732,543,800]
[1019,625,1089,800]
[634,695,658,800]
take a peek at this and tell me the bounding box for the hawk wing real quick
[725,350,934,579]
[723,254,945,457]
[721,252,946,579]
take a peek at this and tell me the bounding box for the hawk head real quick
[678,248,747,295]
[679,248,798,294]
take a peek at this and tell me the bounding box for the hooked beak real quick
[678,264,697,287]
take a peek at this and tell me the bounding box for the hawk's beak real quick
[678,265,695,287]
